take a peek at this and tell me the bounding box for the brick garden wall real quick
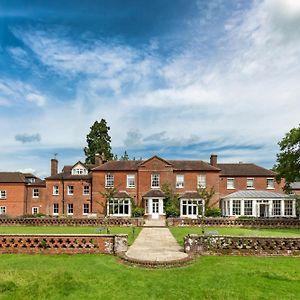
[0,217,144,227]
[167,217,300,228]
[184,235,300,256]
[0,234,128,255]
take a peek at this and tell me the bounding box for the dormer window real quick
[28,178,36,183]
[71,168,88,175]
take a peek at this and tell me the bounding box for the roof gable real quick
[138,155,172,167]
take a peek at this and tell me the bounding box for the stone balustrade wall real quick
[184,235,300,256]
[0,217,144,227]
[167,217,300,228]
[0,234,128,255]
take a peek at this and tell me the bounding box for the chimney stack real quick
[210,154,218,167]
[51,158,58,176]
[95,152,107,166]
[95,153,102,166]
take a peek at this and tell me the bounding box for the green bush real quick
[165,206,180,218]
[132,207,145,217]
[205,208,221,217]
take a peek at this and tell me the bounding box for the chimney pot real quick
[210,154,218,167]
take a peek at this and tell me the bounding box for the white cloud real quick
[2,0,300,173]
[0,79,47,107]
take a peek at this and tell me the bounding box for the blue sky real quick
[0,0,299,177]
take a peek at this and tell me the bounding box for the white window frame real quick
[72,168,88,175]
[227,178,235,189]
[67,203,74,215]
[151,174,160,188]
[32,207,39,215]
[272,200,281,216]
[107,199,131,216]
[181,199,203,218]
[126,174,135,188]
[284,200,293,216]
[105,174,114,188]
[246,178,254,189]
[244,200,253,216]
[0,190,7,199]
[83,185,90,195]
[176,175,184,188]
[52,185,59,195]
[232,200,241,215]
[53,203,59,215]
[32,188,39,198]
[67,185,74,195]
[197,175,206,188]
[0,206,6,214]
[83,203,89,215]
[267,178,275,189]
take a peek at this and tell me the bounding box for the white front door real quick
[151,199,160,219]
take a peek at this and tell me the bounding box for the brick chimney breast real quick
[51,159,58,176]
[210,154,218,167]
[95,153,102,166]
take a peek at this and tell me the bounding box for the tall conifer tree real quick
[84,119,113,164]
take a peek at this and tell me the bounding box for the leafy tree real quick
[84,119,113,164]
[162,183,180,217]
[274,124,300,191]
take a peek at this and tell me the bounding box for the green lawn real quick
[0,254,300,299]
[169,227,300,246]
[0,226,141,246]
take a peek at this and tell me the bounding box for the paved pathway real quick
[125,220,188,262]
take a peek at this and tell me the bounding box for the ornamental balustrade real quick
[0,234,128,254]
[167,217,300,228]
[0,217,144,227]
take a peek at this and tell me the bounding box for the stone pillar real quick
[114,235,128,254]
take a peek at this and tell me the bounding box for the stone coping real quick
[0,234,128,237]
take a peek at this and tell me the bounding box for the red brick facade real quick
[0,155,287,218]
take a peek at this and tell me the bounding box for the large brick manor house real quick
[0,154,297,219]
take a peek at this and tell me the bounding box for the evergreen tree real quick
[120,150,129,160]
[274,124,300,191]
[84,119,113,164]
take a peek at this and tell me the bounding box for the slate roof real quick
[46,161,94,180]
[291,182,300,189]
[0,172,26,183]
[218,163,275,177]
[223,190,292,199]
[92,158,219,171]
[0,172,45,186]
[45,173,92,180]
[143,189,166,198]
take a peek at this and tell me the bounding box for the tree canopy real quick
[274,124,300,190]
[84,119,113,164]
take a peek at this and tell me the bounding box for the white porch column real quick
[268,200,272,217]
[148,199,152,215]
[253,200,257,217]
[202,199,205,216]
[241,199,245,216]
[229,199,233,216]
[292,199,296,217]
[281,199,285,217]
[180,199,183,217]
[159,199,164,215]
[107,201,110,216]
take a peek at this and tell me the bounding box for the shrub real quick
[132,207,145,217]
[165,206,180,218]
[205,208,221,217]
